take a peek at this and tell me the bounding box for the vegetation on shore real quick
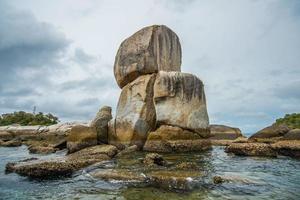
[275,113,300,129]
[0,111,59,126]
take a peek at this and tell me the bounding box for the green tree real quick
[0,111,59,126]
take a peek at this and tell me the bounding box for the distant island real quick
[0,111,59,126]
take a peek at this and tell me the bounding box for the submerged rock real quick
[90,106,112,144]
[213,176,225,184]
[143,125,211,152]
[114,25,181,88]
[111,74,156,148]
[225,143,277,157]
[6,145,118,179]
[92,169,147,182]
[67,125,97,153]
[154,71,209,136]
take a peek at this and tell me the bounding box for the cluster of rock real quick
[108,25,210,152]
[225,124,300,158]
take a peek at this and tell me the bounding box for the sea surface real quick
[0,145,300,200]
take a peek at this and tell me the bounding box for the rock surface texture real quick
[90,106,112,144]
[114,25,181,88]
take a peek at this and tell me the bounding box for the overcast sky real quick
[0,0,299,133]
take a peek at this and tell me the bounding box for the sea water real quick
[0,145,299,200]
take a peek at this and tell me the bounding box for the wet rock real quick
[28,146,58,154]
[148,170,201,191]
[175,162,198,170]
[282,129,300,140]
[67,125,97,153]
[0,139,22,147]
[249,124,290,141]
[143,125,211,152]
[92,169,147,182]
[225,143,277,157]
[6,145,118,179]
[213,176,225,184]
[271,140,300,158]
[111,74,156,148]
[114,25,181,88]
[90,106,112,144]
[211,137,249,146]
[154,71,210,136]
[210,124,244,140]
[116,145,138,157]
[143,153,167,167]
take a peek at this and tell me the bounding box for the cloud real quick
[1,0,299,133]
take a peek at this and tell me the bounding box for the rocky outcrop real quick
[249,124,290,141]
[225,143,277,157]
[154,71,209,136]
[6,145,118,179]
[282,129,300,140]
[143,125,211,152]
[110,74,157,148]
[271,140,300,158]
[90,106,112,144]
[114,25,181,88]
[67,125,97,153]
[210,124,244,140]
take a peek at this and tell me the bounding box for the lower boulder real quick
[111,74,156,149]
[271,140,300,158]
[67,125,97,153]
[143,125,211,152]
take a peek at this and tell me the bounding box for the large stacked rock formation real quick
[109,25,210,151]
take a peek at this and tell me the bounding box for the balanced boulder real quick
[114,25,181,88]
[90,106,112,143]
[154,71,209,136]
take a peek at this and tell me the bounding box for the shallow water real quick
[0,145,299,200]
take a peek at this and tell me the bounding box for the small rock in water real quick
[143,153,167,167]
[28,146,58,154]
[0,140,22,147]
[213,176,225,184]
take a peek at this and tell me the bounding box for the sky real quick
[0,0,299,133]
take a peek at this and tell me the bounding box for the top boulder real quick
[114,25,182,88]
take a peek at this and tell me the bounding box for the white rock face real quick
[114,25,181,88]
[153,71,209,137]
[111,74,157,148]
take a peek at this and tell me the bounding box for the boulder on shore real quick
[271,140,300,158]
[282,129,300,140]
[114,25,181,88]
[143,125,211,152]
[249,124,290,141]
[111,74,156,148]
[154,71,210,137]
[90,106,112,144]
[67,125,97,153]
[210,124,244,140]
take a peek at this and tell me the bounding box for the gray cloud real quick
[1,0,299,133]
